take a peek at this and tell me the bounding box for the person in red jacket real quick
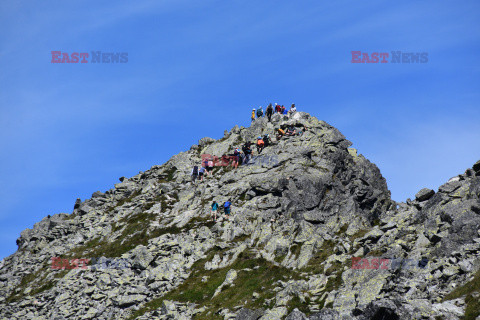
[275,103,281,113]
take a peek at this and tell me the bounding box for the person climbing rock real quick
[241,143,248,160]
[233,147,241,169]
[256,106,263,118]
[211,201,219,221]
[203,159,210,176]
[276,127,285,140]
[263,134,271,147]
[298,125,307,136]
[199,166,206,181]
[251,108,256,122]
[223,200,232,220]
[191,165,199,182]
[243,142,253,164]
[207,158,214,176]
[286,125,297,136]
[256,136,265,154]
[266,104,273,122]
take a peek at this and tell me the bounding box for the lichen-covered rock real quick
[415,188,435,202]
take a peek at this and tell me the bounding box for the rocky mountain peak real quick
[1,112,479,320]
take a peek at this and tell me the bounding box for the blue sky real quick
[1,0,479,260]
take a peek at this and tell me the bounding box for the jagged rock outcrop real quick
[0,112,479,320]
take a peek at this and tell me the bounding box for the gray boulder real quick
[473,160,480,172]
[285,309,308,320]
[235,308,264,320]
[309,309,340,320]
[415,188,435,202]
[131,245,154,270]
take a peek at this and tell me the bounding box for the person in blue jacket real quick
[223,200,232,220]
[211,201,219,221]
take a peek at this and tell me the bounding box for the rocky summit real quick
[1,112,479,320]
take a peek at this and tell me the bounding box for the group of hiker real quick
[191,124,305,183]
[252,103,297,122]
[210,200,231,221]
[191,158,214,181]
[190,105,306,220]
[275,125,300,140]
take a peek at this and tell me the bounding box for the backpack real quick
[257,139,264,146]
[224,201,231,208]
[193,166,198,175]
[257,109,263,117]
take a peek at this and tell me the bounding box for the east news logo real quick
[351,51,428,63]
[51,51,128,63]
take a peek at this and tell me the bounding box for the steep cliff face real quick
[0,112,479,320]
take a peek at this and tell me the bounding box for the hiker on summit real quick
[223,200,232,220]
[256,136,265,154]
[251,108,256,122]
[256,106,263,118]
[281,105,288,115]
[288,103,296,116]
[191,165,199,182]
[211,201,219,221]
[275,103,281,113]
[266,104,273,122]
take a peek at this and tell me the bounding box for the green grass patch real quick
[365,248,387,257]
[287,295,311,315]
[302,240,335,274]
[64,213,76,220]
[233,233,249,243]
[444,269,480,320]
[274,254,286,263]
[349,229,370,242]
[6,264,69,303]
[116,190,142,208]
[65,213,211,260]
[165,166,177,181]
[130,249,300,319]
[65,225,183,259]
